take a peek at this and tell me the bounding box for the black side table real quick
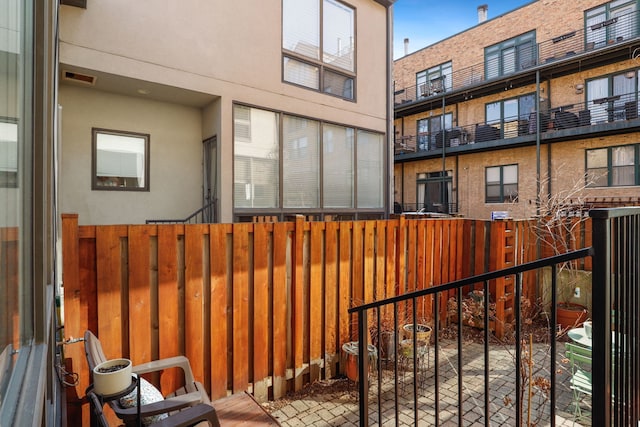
[86,374,142,427]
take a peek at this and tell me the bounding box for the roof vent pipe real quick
[478,4,488,23]
[404,38,409,56]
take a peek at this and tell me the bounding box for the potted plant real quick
[93,358,133,395]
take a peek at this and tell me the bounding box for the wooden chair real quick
[565,342,592,424]
[84,330,214,427]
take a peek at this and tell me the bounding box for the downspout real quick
[535,70,541,217]
[386,4,394,218]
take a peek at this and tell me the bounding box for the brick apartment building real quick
[393,0,640,219]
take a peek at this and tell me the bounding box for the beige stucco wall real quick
[59,0,391,223]
[59,85,204,224]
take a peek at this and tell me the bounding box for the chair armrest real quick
[153,403,221,427]
[116,392,202,420]
[132,356,195,384]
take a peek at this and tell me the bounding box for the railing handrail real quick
[349,247,593,314]
[145,199,217,224]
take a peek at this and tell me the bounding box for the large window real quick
[587,70,639,124]
[587,144,639,187]
[417,171,453,213]
[282,0,356,100]
[586,1,638,49]
[485,94,536,139]
[233,105,384,212]
[416,62,452,98]
[486,164,518,203]
[416,113,453,151]
[485,31,536,79]
[92,128,150,191]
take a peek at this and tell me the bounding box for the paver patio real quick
[268,341,591,426]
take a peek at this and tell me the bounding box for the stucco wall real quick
[59,85,204,224]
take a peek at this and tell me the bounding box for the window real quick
[586,1,637,49]
[486,165,518,203]
[416,62,452,98]
[587,70,639,124]
[587,144,640,187]
[416,113,453,151]
[283,116,320,208]
[282,0,356,100]
[417,171,453,213]
[485,31,536,79]
[92,129,149,191]
[233,104,384,212]
[485,94,536,138]
[234,107,280,208]
[0,120,18,188]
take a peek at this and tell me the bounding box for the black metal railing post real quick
[357,309,369,427]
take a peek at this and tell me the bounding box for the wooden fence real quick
[60,214,591,425]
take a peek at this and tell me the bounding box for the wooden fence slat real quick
[158,224,181,395]
[363,221,375,305]
[292,217,305,391]
[184,225,206,386]
[253,224,270,400]
[309,223,324,383]
[338,222,351,349]
[323,222,339,378]
[96,225,125,359]
[209,224,229,400]
[271,223,288,399]
[128,225,152,366]
[232,224,250,392]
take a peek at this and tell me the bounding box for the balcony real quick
[394,10,640,111]
[395,94,640,158]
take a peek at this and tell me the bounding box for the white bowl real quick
[93,358,132,396]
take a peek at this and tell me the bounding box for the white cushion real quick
[119,377,169,425]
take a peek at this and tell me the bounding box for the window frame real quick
[485,93,536,139]
[586,143,640,187]
[485,31,536,79]
[91,128,150,192]
[232,103,385,215]
[416,113,453,151]
[485,164,519,203]
[416,61,452,98]
[585,1,638,49]
[282,0,357,101]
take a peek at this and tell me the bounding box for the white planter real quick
[93,358,132,395]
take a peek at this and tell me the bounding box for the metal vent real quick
[63,70,96,85]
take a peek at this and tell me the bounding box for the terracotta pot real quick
[557,303,588,330]
[341,341,377,382]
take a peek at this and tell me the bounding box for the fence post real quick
[590,210,611,427]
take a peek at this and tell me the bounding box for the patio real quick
[267,341,590,426]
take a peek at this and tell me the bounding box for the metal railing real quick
[349,207,640,426]
[394,9,640,106]
[395,93,640,155]
[591,207,640,426]
[145,199,217,224]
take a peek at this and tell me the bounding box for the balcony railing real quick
[395,93,640,155]
[394,10,640,107]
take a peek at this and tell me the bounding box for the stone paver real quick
[269,341,591,426]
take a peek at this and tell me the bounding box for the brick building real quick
[393,0,640,219]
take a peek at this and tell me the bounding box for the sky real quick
[393,0,534,59]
